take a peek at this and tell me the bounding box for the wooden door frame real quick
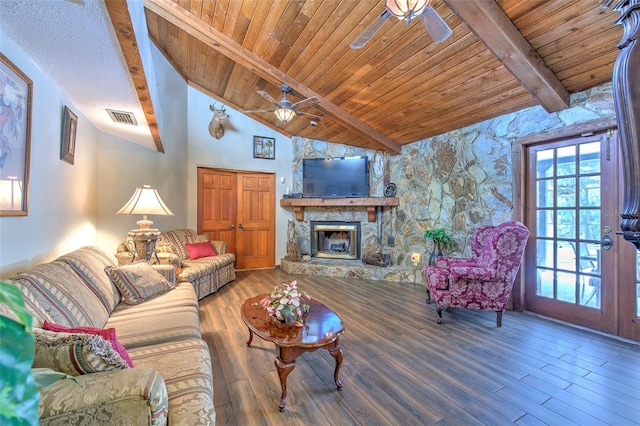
[511,117,618,311]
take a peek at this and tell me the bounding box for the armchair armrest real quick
[449,265,495,281]
[115,251,134,267]
[434,256,476,269]
[39,367,168,426]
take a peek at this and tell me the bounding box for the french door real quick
[524,130,639,339]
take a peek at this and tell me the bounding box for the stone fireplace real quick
[310,221,361,260]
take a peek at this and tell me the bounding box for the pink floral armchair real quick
[425,225,496,302]
[423,221,530,327]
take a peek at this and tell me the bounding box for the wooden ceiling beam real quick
[143,0,402,154]
[444,0,570,112]
[105,0,164,153]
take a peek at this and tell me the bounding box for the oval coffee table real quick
[240,294,345,411]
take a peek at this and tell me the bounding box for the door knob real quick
[230,225,235,229]
[600,234,613,251]
[238,224,244,230]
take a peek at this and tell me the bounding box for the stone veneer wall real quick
[283,83,615,282]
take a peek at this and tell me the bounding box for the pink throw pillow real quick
[43,321,134,368]
[185,241,217,259]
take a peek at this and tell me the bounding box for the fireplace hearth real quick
[310,221,361,260]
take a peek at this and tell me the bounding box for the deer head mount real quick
[208,103,229,139]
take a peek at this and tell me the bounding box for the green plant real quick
[0,281,39,426]
[423,228,456,251]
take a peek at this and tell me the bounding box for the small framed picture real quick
[60,106,78,165]
[253,136,275,159]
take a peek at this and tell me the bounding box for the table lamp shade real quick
[117,185,174,229]
[117,185,174,263]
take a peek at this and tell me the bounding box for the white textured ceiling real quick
[0,0,156,150]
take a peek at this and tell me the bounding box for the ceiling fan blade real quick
[350,10,390,49]
[257,90,279,104]
[291,96,320,109]
[419,6,452,43]
[242,109,276,114]
[295,111,322,120]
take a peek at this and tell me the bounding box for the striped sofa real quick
[116,229,236,300]
[8,246,215,425]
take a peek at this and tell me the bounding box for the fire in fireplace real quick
[310,221,361,260]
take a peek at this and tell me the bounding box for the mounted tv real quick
[303,156,369,198]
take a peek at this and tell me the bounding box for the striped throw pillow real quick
[105,263,175,305]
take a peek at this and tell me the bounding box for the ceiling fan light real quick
[385,0,430,23]
[275,108,295,122]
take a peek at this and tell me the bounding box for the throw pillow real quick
[104,263,175,305]
[185,241,217,259]
[33,328,130,376]
[43,321,134,367]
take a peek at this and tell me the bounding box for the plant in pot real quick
[423,228,456,266]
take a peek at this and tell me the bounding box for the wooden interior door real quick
[236,173,275,269]
[198,168,237,254]
[197,167,275,270]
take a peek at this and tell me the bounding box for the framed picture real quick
[60,106,78,165]
[253,136,275,159]
[0,54,32,216]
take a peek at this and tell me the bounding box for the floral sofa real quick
[116,229,236,300]
[423,221,530,327]
[6,246,215,425]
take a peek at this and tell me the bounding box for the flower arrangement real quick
[258,280,311,327]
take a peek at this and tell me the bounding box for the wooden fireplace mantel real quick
[280,197,399,222]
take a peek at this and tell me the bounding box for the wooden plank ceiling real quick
[140,0,621,153]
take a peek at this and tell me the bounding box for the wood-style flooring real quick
[198,268,640,425]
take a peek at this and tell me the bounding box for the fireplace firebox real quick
[310,221,361,260]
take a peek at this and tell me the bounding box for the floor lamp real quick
[117,185,174,262]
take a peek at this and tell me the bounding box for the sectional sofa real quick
[6,246,215,425]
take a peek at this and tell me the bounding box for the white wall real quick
[0,30,294,277]
[187,88,294,262]
[95,43,188,254]
[0,31,100,276]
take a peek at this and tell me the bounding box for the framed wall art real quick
[60,106,78,165]
[253,136,275,160]
[0,53,32,216]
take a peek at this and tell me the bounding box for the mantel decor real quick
[60,106,78,165]
[0,53,32,217]
[253,136,275,159]
[607,0,640,250]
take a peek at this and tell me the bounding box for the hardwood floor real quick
[199,268,640,425]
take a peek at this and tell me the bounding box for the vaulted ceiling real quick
[111,0,621,154]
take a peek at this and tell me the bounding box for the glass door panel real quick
[525,132,616,334]
[525,130,639,340]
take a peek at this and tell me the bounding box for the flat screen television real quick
[303,156,369,198]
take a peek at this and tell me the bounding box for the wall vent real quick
[106,109,138,126]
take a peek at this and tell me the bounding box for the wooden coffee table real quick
[241,294,345,411]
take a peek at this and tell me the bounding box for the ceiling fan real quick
[243,84,321,124]
[350,0,453,49]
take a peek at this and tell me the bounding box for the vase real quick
[428,242,443,266]
[270,305,310,327]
